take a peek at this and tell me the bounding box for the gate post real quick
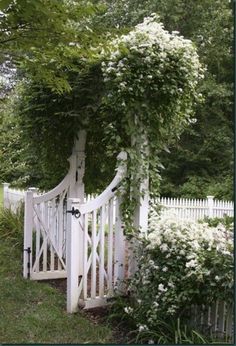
[207,195,214,218]
[128,128,149,276]
[68,131,86,277]
[68,130,86,202]
[74,130,86,202]
[23,188,36,279]
[67,198,81,313]
[114,196,125,293]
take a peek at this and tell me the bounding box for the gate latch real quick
[66,207,81,218]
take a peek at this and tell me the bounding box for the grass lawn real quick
[0,238,114,344]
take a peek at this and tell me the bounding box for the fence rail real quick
[3,185,234,221]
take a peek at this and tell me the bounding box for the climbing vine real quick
[100,14,205,234]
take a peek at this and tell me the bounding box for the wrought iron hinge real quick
[66,207,81,218]
[24,247,31,279]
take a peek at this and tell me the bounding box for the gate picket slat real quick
[91,210,97,299]
[43,202,48,271]
[108,198,114,296]
[58,197,63,271]
[99,205,105,298]
[83,214,88,300]
[33,207,66,270]
[50,199,56,271]
[35,204,41,273]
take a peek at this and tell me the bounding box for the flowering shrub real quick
[102,13,204,119]
[123,213,233,342]
[100,14,205,232]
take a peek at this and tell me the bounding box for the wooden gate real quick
[66,151,127,312]
[23,131,129,312]
[23,132,85,281]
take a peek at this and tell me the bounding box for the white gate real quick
[67,152,127,312]
[23,132,85,280]
[23,131,131,312]
[23,130,148,312]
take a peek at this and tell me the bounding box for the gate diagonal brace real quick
[33,207,66,270]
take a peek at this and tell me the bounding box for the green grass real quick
[0,238,114,344]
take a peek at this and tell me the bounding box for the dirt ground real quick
[45,278,132,344]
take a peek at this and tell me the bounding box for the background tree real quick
[0,0,103,93]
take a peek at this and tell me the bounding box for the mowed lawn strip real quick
[0,239,113,344]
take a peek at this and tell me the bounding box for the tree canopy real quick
[0,0,233,201]
[0,0,103,92]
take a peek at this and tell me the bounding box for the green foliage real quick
[133,317,212,344]
[200,215,234,230]
[0,204,24,248]
[161,175,233,200]
[3,65,116,191]
[0,95,32,186]
[0,0,103,93]
[107,295,211,344]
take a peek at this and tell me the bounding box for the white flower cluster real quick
[148,211,233,257]
[101,13,205,108]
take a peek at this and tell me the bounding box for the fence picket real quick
[225,302,233,339]
[218,301,226,337]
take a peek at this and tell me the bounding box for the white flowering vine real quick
[100,14,205,233]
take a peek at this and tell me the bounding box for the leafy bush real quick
[118,213,233,343]
[201,215,233,231]
[0,204,24,248]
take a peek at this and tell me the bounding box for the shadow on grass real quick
[0,238,114,344]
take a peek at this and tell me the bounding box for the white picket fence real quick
[3,184,234,221]
[189,301,233,342]
[2,182,234,340]
[156,196,234,221]
[3,183,25,212]
[86,194,234,221]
